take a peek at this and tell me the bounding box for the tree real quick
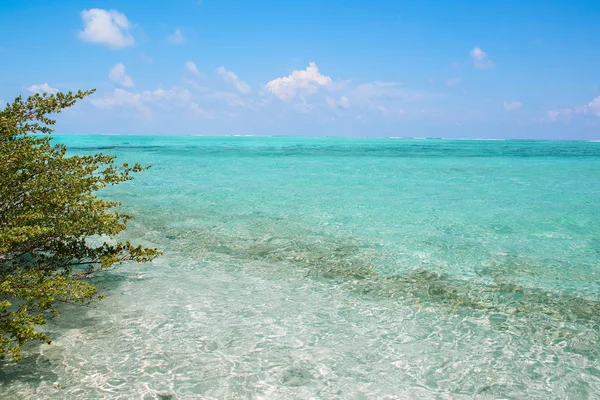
[0,90,160,360]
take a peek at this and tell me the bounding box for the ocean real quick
[1,135,599,399]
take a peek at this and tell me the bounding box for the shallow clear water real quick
[1,136,600,399]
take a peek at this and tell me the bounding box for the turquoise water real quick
[1,135,600,399]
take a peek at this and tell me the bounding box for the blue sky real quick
[1,0,599,139]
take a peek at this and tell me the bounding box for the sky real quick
[0,0,599,139]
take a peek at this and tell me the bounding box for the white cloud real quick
[446,77,461,87]
[470,46,494,69]
[141,53,153,63]
[293,100,314,114]
[185,79,209,93]
[578,96,600,117]
[349,81,438,112]
[28,83,59,94]
[544,96,600,123]
[210,91,269,112]
[79,9,134,49]
[167,28,184,44]
[546,110,560,121]
[545,108,572,123]
[265,62,333,101]
[90,88,145,111]
[109,63,134,88]
[210,91,246,107]
[222,111,240,118]
[90,87,194,116]
[339,96,350,108]
[504,100,522,111]
[186,61,202,77]
[326,96,350,109]
[190,102,215,118]
[216,66,251,94]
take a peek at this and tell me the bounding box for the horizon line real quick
[49,133,600,142]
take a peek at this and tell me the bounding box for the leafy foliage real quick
[0,90,160,360]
